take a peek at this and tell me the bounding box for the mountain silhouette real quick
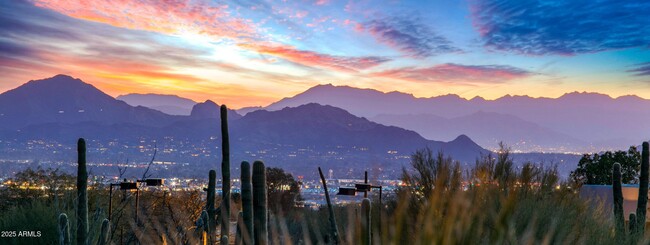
[372,111,584,151]
[0,74,181,130]
[0,75,489,164]
[117,93,197,115]
[260,84,650,151]
[190,100,242,120]
[232,103,488,162]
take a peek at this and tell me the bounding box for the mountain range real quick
[255,84,650,152]
[371,111,584,151]
[0,75,487,169]
[91,83,649,152]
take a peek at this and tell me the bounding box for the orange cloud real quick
[239,43,389,72]
[30,0,386,75]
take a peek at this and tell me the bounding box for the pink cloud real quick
[294,10,309,19]
[30,0,383,74]
[315,0,330,5]
[31,0,257,41]
[239,43,390,72]
[373,63,533,84]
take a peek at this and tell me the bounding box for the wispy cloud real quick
[239,43,390,72]
[0,0,315,106]
[31,0,257,41]
[372,63,533,84]
[357,16,459,58]
[470,0,650,55]
[29,0,387,73]
[628,62,650,76]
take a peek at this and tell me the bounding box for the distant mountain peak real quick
[314,83,335,88]
[559,91,612,100]
[616,94,644,100]
[190,100,220,118]
[202,99,218,106]
[24,74,88,87]
[470,96,486,102]
[52,74,75,79]
[451,134,473,143]
[0,75,180,129]
[190,100,242,120]
[5,74,107,99]
[116,93,197,115]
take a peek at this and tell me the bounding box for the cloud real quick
[358,16,459,58]
[372,63,533,84]
[315,0,330,6]
[31,0,257,41]
[1,1,211,68]
[628,62,650,76]
[0,1,302,100]
[470,0,650,55]
[239,43,390,72]
[27,0,385,73]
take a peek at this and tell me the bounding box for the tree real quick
[265,167,300,213]
[400,147,462,203]
[570,146,641,185]
[0,167,75,211]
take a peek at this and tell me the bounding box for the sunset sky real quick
[1,0,649,108]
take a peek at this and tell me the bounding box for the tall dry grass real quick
[0,145,628,244]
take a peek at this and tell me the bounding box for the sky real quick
[0,0,649,108]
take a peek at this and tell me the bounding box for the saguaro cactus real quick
[241,161,254,245]
[221,235,229,245]
[637,142,649,235]
[613,163,625,238]
[235,212,244,245]
[361,198,371,245]
[318,167,340,244]
[97,219,111,245]
[253,160,268,245]
[207,170,217,243]
[630,213,638,235]
[221,105,231,243]
[76,138,88,245]
[58,213,70,245]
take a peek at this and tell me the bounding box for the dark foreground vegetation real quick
[0,144,631,245]
[0,105,645,245]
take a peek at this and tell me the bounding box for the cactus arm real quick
[613,163,625,239]
[630,213,637,236]
[97,219,111,245]
[637,142,649,235]
[58,213,71,245]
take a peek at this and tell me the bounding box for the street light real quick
[336,171,383,203]
[108,178,164,223]
[337,187,357,196]
[336,171,383,237]
[143,178,164,186]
